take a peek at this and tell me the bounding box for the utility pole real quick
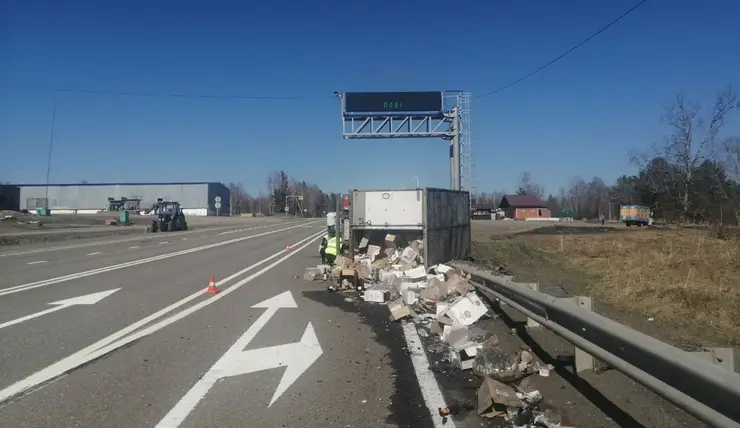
[451,106,461,191]
[44,98,58,211]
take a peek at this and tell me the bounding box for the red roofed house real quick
[499,194,551,220]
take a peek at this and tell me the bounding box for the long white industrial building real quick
[0,182,230,216]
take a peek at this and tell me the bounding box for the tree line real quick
[228,170,343,217]
[474,86,740,225]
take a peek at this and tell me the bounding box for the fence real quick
[448,261,740,428]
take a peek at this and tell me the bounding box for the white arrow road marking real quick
[0,231,324,406]
[0,289,120,330]
[155,291,323,428]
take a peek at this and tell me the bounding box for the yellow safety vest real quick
[325,236,342,256]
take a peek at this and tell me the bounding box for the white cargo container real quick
[349,188,471,267]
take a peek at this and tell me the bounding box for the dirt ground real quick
[471,219,740,349]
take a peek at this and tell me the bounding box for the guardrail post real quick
[490,276,515,307]
[692,348,740,374]
[522,283,541,328]
[557,295,595,373]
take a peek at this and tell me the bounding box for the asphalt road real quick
[0,219,436,428]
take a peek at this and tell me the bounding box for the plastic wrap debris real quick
[470,336,540,383]
[448,341,479,370]
[441,324,469,346]
[472,336,515,378]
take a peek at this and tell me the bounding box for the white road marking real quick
[0,230,324,405]
[181,238,187,240]
[159,241,169,244]
[26,261,47,265]
[0,222,304,257]
[156,291,322,427]
[401,322,455,428]
[86,252,102,256]
[0,289,120,330]
[128,246,140,249]
[0,222,321,297]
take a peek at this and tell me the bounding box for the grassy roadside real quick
[472,226,740,347]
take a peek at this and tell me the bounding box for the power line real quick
[0,83,334,100]
[3,0,648,102]
[478,0,649,99]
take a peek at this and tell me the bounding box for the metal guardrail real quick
[449,261,740,428]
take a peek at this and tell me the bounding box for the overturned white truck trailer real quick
[348,188,471,267]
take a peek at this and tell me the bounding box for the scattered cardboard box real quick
[477,378,521,419]
[446,293,488,326]
[364,289,390,303]
[388,298,411,321]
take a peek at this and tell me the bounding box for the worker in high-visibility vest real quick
[319,229,343,264]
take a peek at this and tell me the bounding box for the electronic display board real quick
[344,91,442,113]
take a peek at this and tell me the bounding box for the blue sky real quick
[1,0,739,196]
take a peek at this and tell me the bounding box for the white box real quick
[363,289,390,303]
[446,293,488,326]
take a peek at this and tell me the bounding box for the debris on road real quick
[303,236,577,427]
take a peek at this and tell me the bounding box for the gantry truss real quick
[339,91,472,192]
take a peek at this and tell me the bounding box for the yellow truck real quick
[619,204,652,227]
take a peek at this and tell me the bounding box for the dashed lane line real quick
[0,221,306,258]
[0,221,321,297]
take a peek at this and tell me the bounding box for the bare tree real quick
[720,136,740,223]
[516,172,545,200]
[632,86,738,223]
[472,190,505,207]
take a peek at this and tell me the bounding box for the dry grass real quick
[515,229,740,345]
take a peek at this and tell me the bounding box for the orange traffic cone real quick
[205,276,219,294]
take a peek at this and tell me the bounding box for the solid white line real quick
[0,222,303,257]
[401,322,455,428]
[0,221,321,297]
[26,261,47,265]
[86,252,102,256]
[159,241,169,244]
[0,306,67,330]
[129,246,140,249]
[0,230,325,405]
